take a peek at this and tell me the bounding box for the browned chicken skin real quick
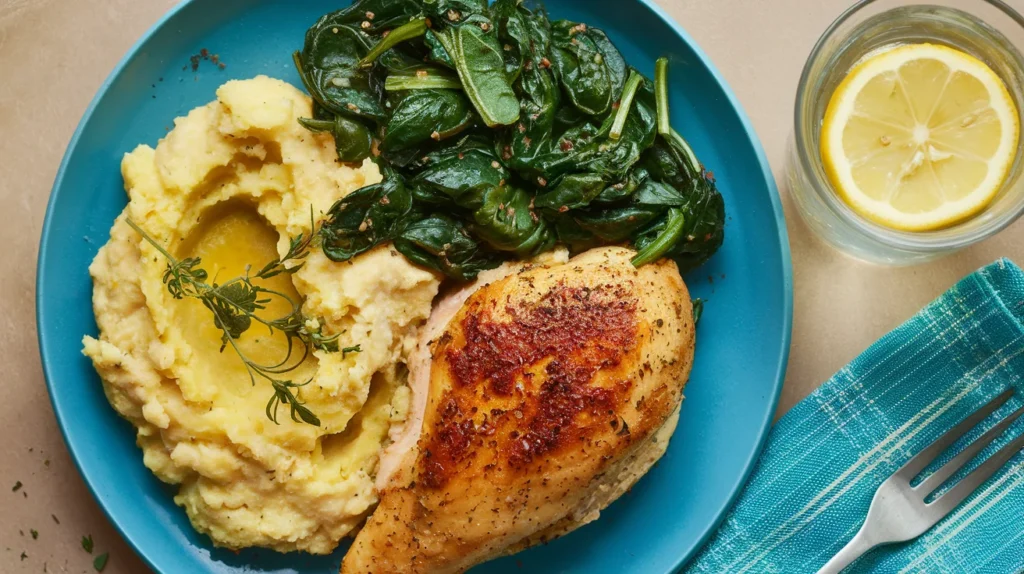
[344,247,695,573]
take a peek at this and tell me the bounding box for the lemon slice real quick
[821,43,1019,231]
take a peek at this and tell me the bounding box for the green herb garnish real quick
[93,552,109,572]
[125,217,357,427]
[81,535,93,554]
[11,481,22,492]
[30,529,38,540]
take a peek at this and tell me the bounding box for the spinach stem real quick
[668,128,701,173]
[385,74,463,91]
[359,18,428,68]
[655,57,670,136]
[125,218,179,264]
[297,118,335,133]
[609,71,643,141]
[630,208,684,267]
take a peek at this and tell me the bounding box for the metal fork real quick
[817,388,1024,574]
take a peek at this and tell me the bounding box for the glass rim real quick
[793,0,1024,252]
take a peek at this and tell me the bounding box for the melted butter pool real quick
[174,201,318,405]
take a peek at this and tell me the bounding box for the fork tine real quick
[916,403,1024,495]
[929,429,1024,514]
[896,389,1015,480]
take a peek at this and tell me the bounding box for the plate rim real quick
[35,1,794,572]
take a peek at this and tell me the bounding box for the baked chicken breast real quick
[344,246,695,573]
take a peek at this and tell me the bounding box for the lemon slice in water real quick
[821,43,1019,231]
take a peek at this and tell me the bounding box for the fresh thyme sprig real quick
[125,216,358,427]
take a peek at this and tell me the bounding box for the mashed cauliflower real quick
[82,76,440,553]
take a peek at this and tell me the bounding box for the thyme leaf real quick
[125,217,360,426]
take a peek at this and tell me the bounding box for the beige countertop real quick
[1,0,1022,572]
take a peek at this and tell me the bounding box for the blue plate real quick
[37,1,792,572]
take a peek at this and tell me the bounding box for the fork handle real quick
[816,530,875,574]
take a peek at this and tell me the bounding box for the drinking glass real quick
[788,0,1024,264]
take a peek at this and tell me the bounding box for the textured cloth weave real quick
[686,259,1024,574]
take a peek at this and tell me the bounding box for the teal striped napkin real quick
[686,259,1024,574]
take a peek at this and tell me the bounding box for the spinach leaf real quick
[574,206,660,241]
[551,203,660,251]
[497,63,560,175]
[639,129,693,187]
[635,132,725,271]
[549,20,627,116]
[375,44,443,76]
[382,89,476,152]
[296,26,386,122]
[551,216,601,252]
[320,169,416,261]
[472,185,554,256]
[495,2,561,176]
[298,114,373,163]
[534,172,606,216]
[491,0,526,78]
[408,134,508,209]
[511,78,656,182]
[294,5,726,278]
[588,26,629,102]
[311,99,334,121]
[394,214,504,280]
[576,78,657,176]
[666,180,725,272]
[548,130,723,270]
[492,0,550,80]
[592,168,648,204]
[318,0,423,32]
[632,178,686,207]
[421,0,489,22]
[547,169,661,249]
[552,104,589,132]
[424,30,456,68]
[437,19,521,127]
[408,185,455,207]
[402,130,494,169]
